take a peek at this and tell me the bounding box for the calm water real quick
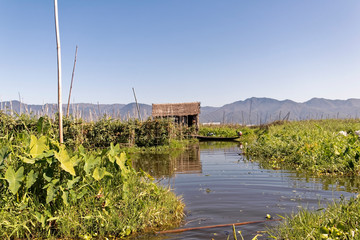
[132,142,359,240]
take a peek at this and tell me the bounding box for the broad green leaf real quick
[51,178,60,185]
[108,143,121,163]
[36,116,44,133]
[78,145,85,155]
[115,152,130,178]
[54,146,76,176]
[84,155,100,174]
[43,168,53,182]
[20,156,35,164]
[5,166,24,194]
[71,155,81,167]
[46,184,55,203]
[67,176,81,189]
[92,167,102,181]
[0,146,10,165]
[77,188,87,200]
[29,135,48,158]
[34,212,47,228]
[92,166,113,181]
[62,190,69,206]
[36,150,55,160]
[115,152,127,169]
[26,170,38,189]
[107,143,116,163]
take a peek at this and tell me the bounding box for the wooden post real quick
[54,0,63,144]
[67,45,78,117]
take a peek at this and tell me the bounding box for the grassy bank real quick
[267,195,360,239]
[0,113,185,239]
[245,119,360,175]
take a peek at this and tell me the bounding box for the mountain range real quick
[2,97,360,124]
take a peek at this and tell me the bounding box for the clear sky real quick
[1,1,360,107]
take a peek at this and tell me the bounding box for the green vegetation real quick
[245,119,360,175]
[199,124,256,142]
[268,196,360,239]
[0,112,196,149]
[0,113,185,239]
[240,119,360,239]
[199,124,241,137]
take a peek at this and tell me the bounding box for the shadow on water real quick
[131,142,360,240]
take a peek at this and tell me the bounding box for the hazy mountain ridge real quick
[200,97,360,124]
[2,97,360,124]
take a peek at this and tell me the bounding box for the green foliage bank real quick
[0,113,184,239]
[245,120,360,175]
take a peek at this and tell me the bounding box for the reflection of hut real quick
[152,102,200,130]
[174,144,201,174]
[130,144,202,178]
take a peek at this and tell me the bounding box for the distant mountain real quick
[200,97,360,124]
[2,97,360,124]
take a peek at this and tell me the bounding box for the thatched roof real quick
[152,102,200,117]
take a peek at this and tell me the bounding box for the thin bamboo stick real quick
[67,45,78,117]
[54,0,63,143]
[132,87,141,121]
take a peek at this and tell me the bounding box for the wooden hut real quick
[152,102,200,130]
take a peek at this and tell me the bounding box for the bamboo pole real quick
[67,45,78,117]
[54,0,63,144]
[132,87,141,121]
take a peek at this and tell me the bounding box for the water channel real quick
[132,142,359,239]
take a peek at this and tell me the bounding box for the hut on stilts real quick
[152,102,200,131]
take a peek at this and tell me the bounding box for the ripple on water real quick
[132,142,357,240]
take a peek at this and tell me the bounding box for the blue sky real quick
[1,1,360,107]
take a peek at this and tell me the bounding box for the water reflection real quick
[256,159,360,193]
[131,144,201,178]
[132,142,360,193]
[131,142,360,240]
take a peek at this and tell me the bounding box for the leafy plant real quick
[0,133,184,239]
